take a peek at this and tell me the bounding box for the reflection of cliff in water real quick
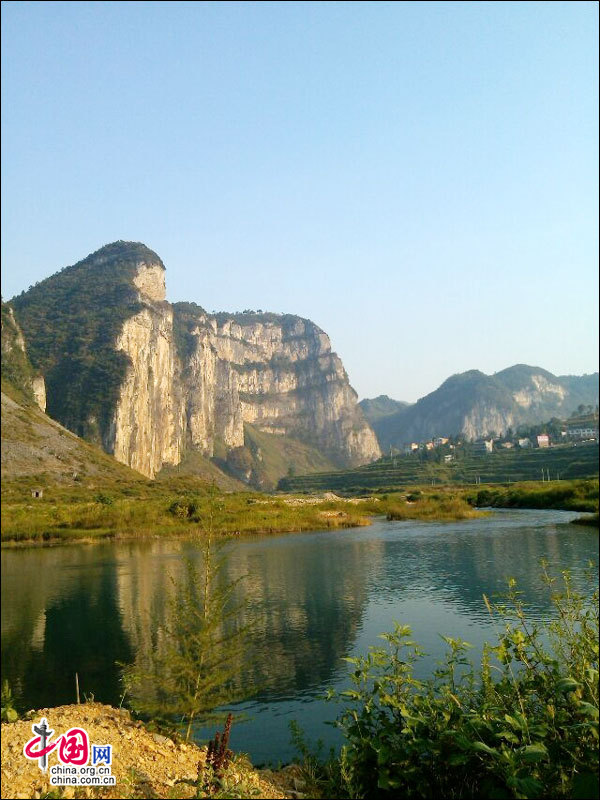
[1,533,382,712]
[116,534,383,701]
[5,514,593,717]
[1,546,133,710]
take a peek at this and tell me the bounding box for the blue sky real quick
[1,1,598,402]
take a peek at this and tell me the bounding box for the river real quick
[1,508,597,764]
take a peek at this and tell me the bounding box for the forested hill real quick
[10,241,161,446]
[361,365,599,450]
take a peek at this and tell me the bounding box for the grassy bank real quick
[386,492,484,520]
[0,489,369,544]
[2,478,594,545]
[467,478,599,513]
[0,482,488,544]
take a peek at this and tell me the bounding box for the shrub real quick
[123,488,254,742]
[167,496,199,519]
[94,492,113,505]
[327,565,599,799]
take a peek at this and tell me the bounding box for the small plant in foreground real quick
[326,564,599,799]
[205,713,234,779]
[1,680,19,722]
[194,713,235,796]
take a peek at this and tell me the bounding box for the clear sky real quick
[1,1,598,402]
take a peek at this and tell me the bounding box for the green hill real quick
[359,395,411,423]
[1,378,146,498]
[209,423,336,490]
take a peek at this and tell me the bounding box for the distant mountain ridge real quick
[360,365,599,450]
[358,395,412,422]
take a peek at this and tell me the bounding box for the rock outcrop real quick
[11,242,380,479]
[0,703,288,799]
[174,304,380,469]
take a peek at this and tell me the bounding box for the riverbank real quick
[0,486,485,545]
[466,478,598,513]
[0,703,297,799]
[572,512,600,527]
[2,478,596,545]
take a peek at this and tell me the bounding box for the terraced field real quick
[279,442,599,493]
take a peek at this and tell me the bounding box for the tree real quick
[121,486,253,740]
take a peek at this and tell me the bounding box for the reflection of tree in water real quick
[1,546,126,708]
[2,552,133,710]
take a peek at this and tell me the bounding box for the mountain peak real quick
[80,241,165,270]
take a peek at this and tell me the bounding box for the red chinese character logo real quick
[57,728,89,766]
[23,733,57,760]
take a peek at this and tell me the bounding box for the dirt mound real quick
[1,703,289,799]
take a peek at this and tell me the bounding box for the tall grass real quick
[472,479,599,513]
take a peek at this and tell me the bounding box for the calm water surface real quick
[2,509,597,764]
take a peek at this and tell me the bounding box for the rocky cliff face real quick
[11,242,380,478]
[111,302,185,478]
[174,305,380,469]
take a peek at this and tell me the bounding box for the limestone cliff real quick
[11,242,380,479]
[111,282,185,478]
[174,305,380,469]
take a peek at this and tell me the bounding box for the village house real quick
[472,439,494,455]
[567,427,598,439]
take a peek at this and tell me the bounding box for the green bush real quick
[94,492,114,505]
[167,496,199,519]
[327,565,599,799]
